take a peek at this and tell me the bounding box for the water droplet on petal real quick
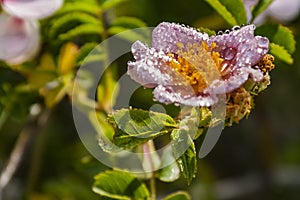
[222,47,237,61]
[257,37,269,48]
[232,25,240,31]
[224,29,231,34]
[1,0,63,19]
[257,48,263,54]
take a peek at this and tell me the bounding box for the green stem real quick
[143,141,156,200]
[150,171,156,200]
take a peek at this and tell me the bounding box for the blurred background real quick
[0,0,300,199]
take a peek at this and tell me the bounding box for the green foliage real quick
[76,42,99,64]
[55,1,101,16]
[108,108,177,149]
[107,16,150,42]
[101,0,128,11]
[97,68,120,113]
[156,149,180,182]
[163,191,191,200]
[48,12,102,41]
[204,0,247,26]
[252,0,274,20]
[171,129,197,185]
[255,24,296,64]
[93,170,150,199]
[269,43,294,65]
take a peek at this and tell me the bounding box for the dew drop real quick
[222,47,237,61]
[258,38,269,48]
[232,25,240,31]
[257,48,263,54]
[224,29,231,34]
[147,60,153,66]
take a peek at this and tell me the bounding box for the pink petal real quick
[210,25,269,67]
[1,0,63,19]
[152,22,209,53]
[0,14,40,64]
[128,40,190,88]
[153,85,218,107]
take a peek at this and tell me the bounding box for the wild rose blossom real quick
[127,22,270,107]
[244,0,300,24]
[0,0,63,64]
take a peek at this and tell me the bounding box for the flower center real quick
[167,41,227,95]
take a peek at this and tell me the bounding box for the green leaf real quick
[205,0,247,26]
[179,107,211,140]
[78,44,106,65]
[110,16,147,29]
[28,71,57,90]
[156,148,180,182]
[107,26,151,43]
[198,107,212,127]
[163,191,191,200]
[255,24,296,54]
[269,43,293,64]
[59,24,103,41]
[171,129,197,185]
[49,12,102,40]
[109,109,177,136]
[91,112,120,153]
[198,27,216,36]
[109,109,177,149]
[76,42,99,65]
[56,2,101,16]
[93,170,150,200]
[40,80,67,108]
[97,68,119,113]
[112,129,157,149]
[102,0,128,10]
[252,0,273,19]
[58,42,79,75]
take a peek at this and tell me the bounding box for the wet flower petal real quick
[0,14,40,64]
[128,22,270,107]
[152,22,209,53]
[1,0,63,19]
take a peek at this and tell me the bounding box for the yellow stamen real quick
[257,54,275,73]
[166,41,225,95]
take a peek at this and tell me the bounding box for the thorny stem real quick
[143,141,156,200]
[0,107,50,199]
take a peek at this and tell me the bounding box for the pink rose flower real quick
[128,22,269,106]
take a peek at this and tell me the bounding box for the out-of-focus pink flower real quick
[266,0,300,22]
[1,0,63,19]
[244,0,300,24]
[0,14,40,64]
[0,0,63,64]
[127,22,269,107]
